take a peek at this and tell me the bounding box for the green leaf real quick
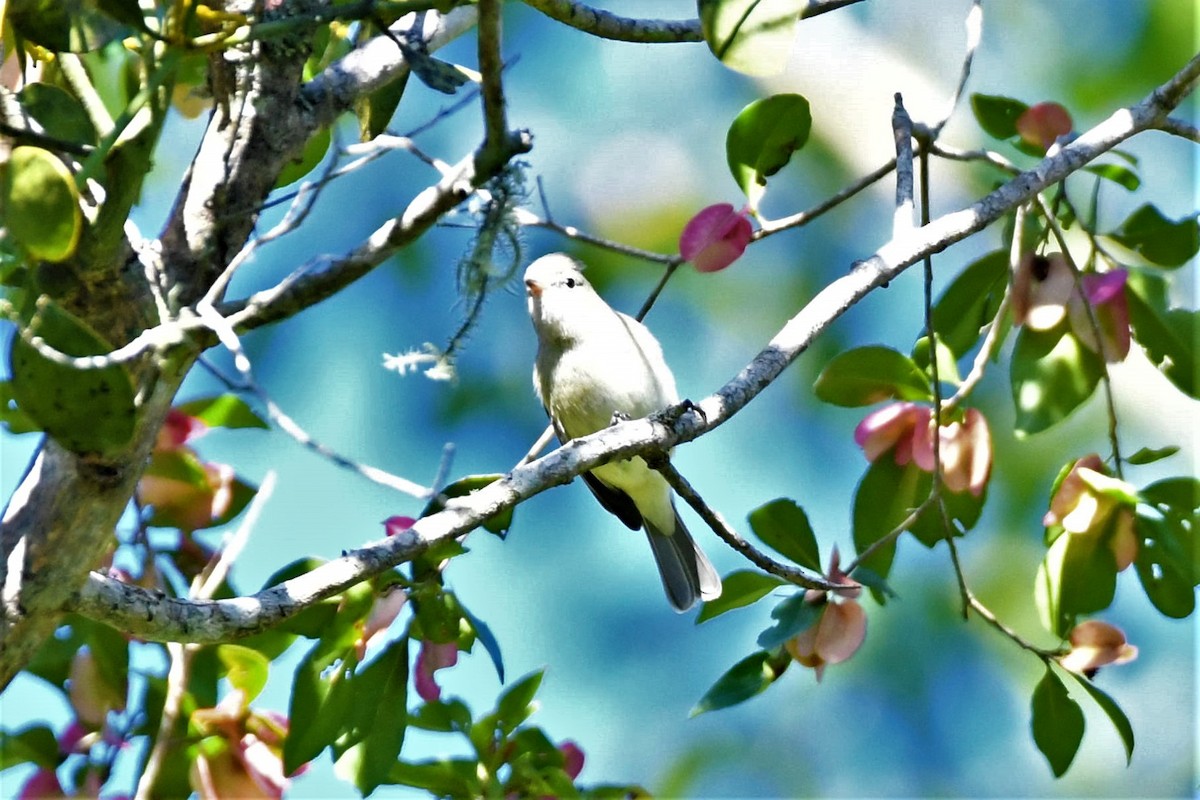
[725,93,812,207]
[1134,513,1194,618]
[355,19,411,141]
[1109,204,1200,267]
[696,570,786,623]
[691,650,783,716]
[1035,531,1117,637]
[747,498,822,571]
[421,475,513,537]
[8,299,137,456]
[1010,324,1103,437]
[409,698,472,733]
[1125,272,1196,398]
[460,605,505,684]
[388,758,480,797]
[1083,163,1140,191]
[970,93,1029,140]
[7,0,131,51]
[0,724,61,770]
[349,637,409,797]
[0,381,41,434]
[494,670,543,736]
[931,250,1010,357]
[814,345,932,407]
[698,0,805,76]
[216,644,269,703]
[755,592,821,650]
[1030,667,1084,777]
[911,336,962,386]
[284,641,357,775]
[852,457,923,603]
[1126,445,1180,465]
[4,146,82,262]
[16,83,98,146]
[908,482,985,548]
[1066,673,1134,765]
[176,395,269,429]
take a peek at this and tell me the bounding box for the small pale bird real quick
[524,253,722,611]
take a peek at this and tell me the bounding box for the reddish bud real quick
[559,741,585,780]
[415,641,459,703]
[1016,102,1073,152]
[785,598,867,681]
[679,203,753,272]
[384,516,417,537]
[1069,269,1131,362]
[1058,620,1137,674]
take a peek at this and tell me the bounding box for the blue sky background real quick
[1,1,1196,797]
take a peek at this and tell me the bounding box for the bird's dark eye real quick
[565,277,577,288]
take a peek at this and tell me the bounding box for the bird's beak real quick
[524,278,542,298]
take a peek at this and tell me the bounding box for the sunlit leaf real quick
[814,345,932,407]
[725,93,811,208]
[4,146,82,262]
[276,128,332,188]
[698,0,804,76]
[852,457,924,603]
[1035,530,1117,637]
[16,83,98,146]
[1030,667,1084,777]
[347,637,408,797]
[176,394,269,430]
[284,640,357,775]
[697,570,786,624]
[8,0,131,51]
[1133,513,1194,618]
[1083,163,1140,191]
[1010,324,1103,437]
[0,725,60,770]
[216,644,269,703]
[747,498,821,571]
[495,670,544,736]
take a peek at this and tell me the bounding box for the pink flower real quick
[415,641,459,703]
[785,598,867,682]
[679,203,753,272]
[355,586,408,660]
[156,409,209,452]
[1068,269,1131,362]
[383,516,416,537]
[855,403,992,496]
[559,741,585,780]
[68,647,126,728]
[1058,620,1137,675]
[190,698,296,799]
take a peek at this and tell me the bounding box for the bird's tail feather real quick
[644,509,722,612]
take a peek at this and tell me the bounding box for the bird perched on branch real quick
[524,253,721,611]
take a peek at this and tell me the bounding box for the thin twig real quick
[635,261,684,322]
[966,590,1064,659]
[650,457,840,591]
[519,425,557,466]
[195,305,435,499]
[840,495,937,577]
[477,0,509,150]
[924,0,983,138]
[756,158,897,238]
[1157,115,1200,143]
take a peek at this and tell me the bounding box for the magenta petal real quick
[1082,269,1127,305]
[680,203,752,272]
[384,516,416,537]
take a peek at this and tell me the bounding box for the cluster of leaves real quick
[675,86,1197,778]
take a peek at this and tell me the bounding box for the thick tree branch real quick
[69,51,1200,644]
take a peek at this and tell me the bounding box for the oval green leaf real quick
[1109,204,1200,268]
[1010,324,1103,437]
[970,93,1029,140]
[1030,667,1084,778]
[4,146,83,262]
[697,570,786,624]
[726,93,812,207]
[815,345,932,407]
[691,650,783,717]
[747,498,821,571]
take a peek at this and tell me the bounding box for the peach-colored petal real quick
[1109,508,1138,571]
[1059,620,1138,673]
[1013,253,1074,330]
[815,599,867,666]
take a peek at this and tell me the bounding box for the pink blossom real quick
[1044,454,1139,570]
[156,409,208,452]
[415,641,459,702]
[1012,253,1074,330]
[18,768,64,799]
[856,403,992,496]
[355,586,408,660]
[1069,269,1131,362]
[559,741,585,780]
[679,203,753,272]
[785,598,867,682]
[1058,620,1138,674]
[384,516,416,537]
